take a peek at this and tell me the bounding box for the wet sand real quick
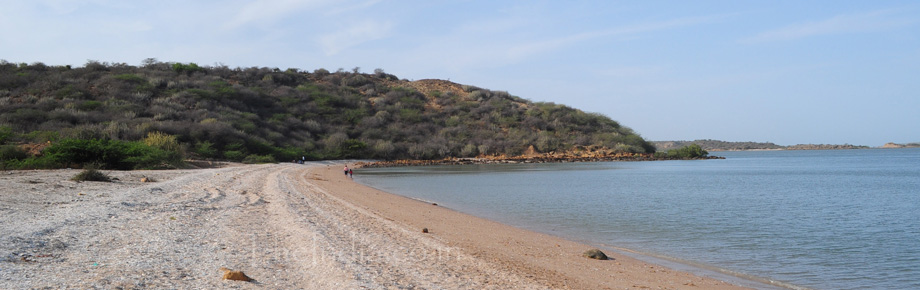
[311,164,756,290]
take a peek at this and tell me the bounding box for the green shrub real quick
[234,120,257,133]
[143,131,181,152]
[0,126,12,144]
[122,141,183,169]
[4,156,58,169]
[71,167,111,182]
[344,108,367,124]
[194,141,219,158]
[42,138,114,168]
[23,131,59,143]
[242,154,276,164]
[185,88,212,99]
[224,150,245,161]
[326,139,368,159]
[76,100,102,111]
[5,109,46,124]
[113,74,145,83]
[398,108,421,123]
[664,144,708,159]
[272,146,306,162]
[172,62,205,75]
[0,145,28,161]
[42,138,183,170]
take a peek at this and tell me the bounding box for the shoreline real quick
[1,163,773,289]
[311,164,779,289]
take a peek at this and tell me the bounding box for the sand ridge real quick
[1,163,756,289]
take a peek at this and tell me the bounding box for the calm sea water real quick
[355,149,920,290]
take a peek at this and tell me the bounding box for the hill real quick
[0,60,654,167]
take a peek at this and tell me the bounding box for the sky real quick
[1,0,918,146]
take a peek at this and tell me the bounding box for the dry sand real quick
[1,163,760,289]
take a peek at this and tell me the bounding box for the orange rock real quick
[220,267,253,282]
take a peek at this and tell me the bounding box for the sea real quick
[354,148,920,290]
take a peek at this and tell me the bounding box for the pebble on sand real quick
[582,249,609,260]
[220,267,253,282]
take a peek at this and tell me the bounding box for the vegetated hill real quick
[653,140,784,151]
[0,60,654,163]
[654,139,872,151]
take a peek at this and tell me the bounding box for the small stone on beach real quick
[582,249,609,260]
[422,227,429,233]
[220,267,253,282]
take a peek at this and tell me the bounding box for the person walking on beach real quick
[348,168,353,178]
[344,165,350,177]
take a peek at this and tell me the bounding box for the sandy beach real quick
[1,163,756,289]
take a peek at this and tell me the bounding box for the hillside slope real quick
[0,60,654,162]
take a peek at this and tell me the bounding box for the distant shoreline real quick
[358,153,724,168]
[709,146,920,152]
[654,140,920,151]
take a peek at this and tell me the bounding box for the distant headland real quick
[881,142,920,149]
[653,139,919,151]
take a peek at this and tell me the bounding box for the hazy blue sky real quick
[2,1,918,146]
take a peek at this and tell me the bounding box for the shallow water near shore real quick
[356,148,920,290]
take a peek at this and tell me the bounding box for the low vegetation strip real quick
[1,131,185,170]
[360,144,720,168]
